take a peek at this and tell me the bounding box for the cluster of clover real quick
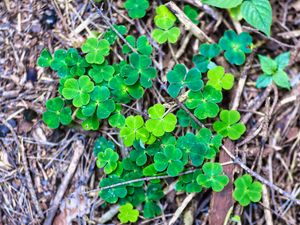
[38,2,291,223]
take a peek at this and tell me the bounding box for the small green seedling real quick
[81,38,110,64]
[256,52,291,89]
[118,203,139,223]
[233,174,263,206]
[207,66,234,91]
[196,162,229,192]
[124,0,149,19]
[96,148,119,174]
[42,97,72,129]
[167,64,203,98]
[213,110,246,140]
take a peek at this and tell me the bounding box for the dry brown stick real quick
[165,1,213,43]
[0,119,44,219]
[43,140,85,225]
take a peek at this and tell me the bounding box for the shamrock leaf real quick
[81,86,115,119]
[196,128,223,159]
[120,115,149,147]
[177,133,207,166]
[152,27,181,44]
[118,203,139,224]
[93,136,115,156]
[233,174,263,206]
[154,5,176,29]
[167,64,203,98]
[213,110,246,140]
[62,75,94,107]
[184,5,199,25]
[175,170,202,193]
[146,183,164,201]
[64,48,89,76]
[96,148,119,174]
[122,35,153,56]
[99,175,127,203]
[144,201,161,219]
[109,106,126,128]
[185,85,222,120]
[130,141,148,166]
[256,53,291,89]
[154,145,184,176]
[145,104,177,137]
[196,162,229,192]
[207,66,234,91]
[122,158,144,187]
[219,30,253,65]
[37,49,52,67]
[81,38,110,64]
[104,24,127,45]
[121,53,157,88]
[49,49,69,77]
[88,63,115,84]
[176,109,199,129]
[76,109,100,131]
[124,0,149,19]
[42,97,72,129]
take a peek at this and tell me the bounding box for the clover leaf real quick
[99,175,127,203]
[196,162,229,192]
[213,110,246,140]
[152,27,181,44]
[184,5,199,25]
[122,35,153,56]
[42,97,72,129]
[93,136,115,156]
[145,104,177,137]
[81,86,115,119]
[144,201,161,219]
[130,141,148,166]
[256,52,291,89]
[49,49,69,77]
[121,53,157,88]
[64,48,89,76]
[167,64,203,98]
[175,170,202,193]
[120,115,149,147]
[154,145,184,176]
[109,105,126,128]
[176,109,199,129]
[118,203,139,224]
[37,49,52,67]
[88,63,115,84]
[185,85,222,120]
[96,148,119,174]
[124,0,149,19]
[207,66,234,91]
[104,24,127,45]
[177,133,207,166]
[143,183,164,218]
[122,158,144,187]
[219,30,252,65]
[62,75,94,107]
[81,38,110,64]
[196,128,223,159]
[76,109,100,131]
[154,5,176,30]
[233,174,263,206]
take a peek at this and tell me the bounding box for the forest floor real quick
[0,0,300,225]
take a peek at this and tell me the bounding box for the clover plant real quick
[256,52,291,89]
[38,5,271,222]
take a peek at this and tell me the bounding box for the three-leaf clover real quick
[130,141,148,166]
[81,38,110,64]
[175,170,202,193]
[185,85,222,120]
[121,53,157,88]
[62,75,94,107]
[196,162,229,192]
[152,27,181,44]
[219,30,252,65]
[49,49,69,77]
[99,175,127,203]
[184,5,199,25]
[207,66,234,91]
[81,86,115,119]
[154,145,184,176]
[122,35,153,56]
[88,63,115,83]
[93,136,115,156]
[104,24,127,45]
[167,64,203,98]
[213,110,246,140]
[109,105,126,128]
[96,148,119,174]
[124,0,149,19]
[120,115,149,147]
[233,174,263,206]
[256,52,291,89]
[118,203,139,224]
[145,104,177,137]
[42,97,72,129]
[64,48,89,76]
[37,49,52,67]
[154,5,176,29]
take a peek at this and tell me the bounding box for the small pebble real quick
[0,125,9,137]
[26,68,38,83]
[41,9,57,29]
[23,109,37,122]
